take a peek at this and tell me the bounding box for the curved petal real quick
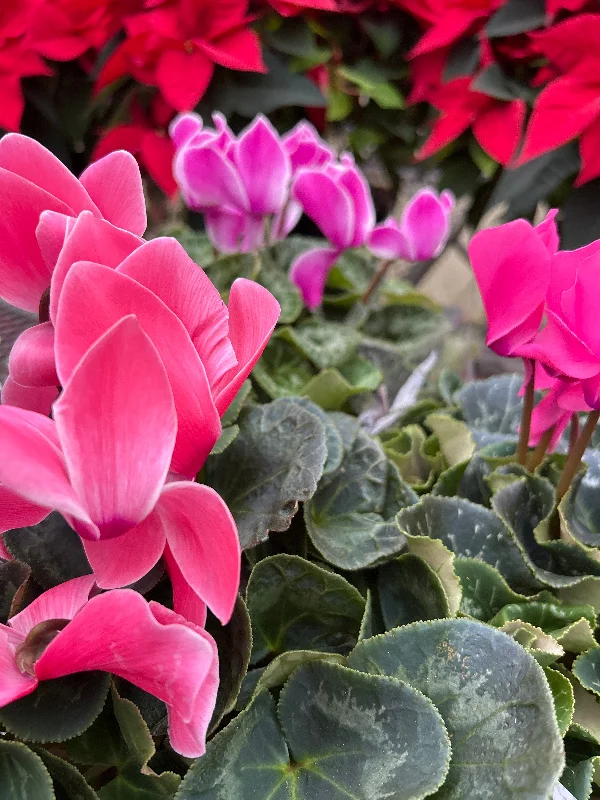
[368,220,411,261]
[163,544,207,628]
[288,247,339,313]
[79,151,146,236]
[36,589,215,746]
[1,377,58,416]
[49,211,142,323]
[338,159,375,247]
[562,257,600,353]
[204,207,250,254]
[0,169,71,312]
[235,115,290,215]
[292,170,354,249]
[158,482,240,625]
[0,406,94,534]
[0,133,100,216]
[8,323,57,388]
[0,627,38,706]
[535,209,559,255]
[9,575,95,635]
[213,279,281,415]
[521,309,600,379]
[35,211,71,271]
[0,485,50,536]
[156,48,214,112]
[83,509,166,589]
[175,144,248,212]
[546,243,600,314]
[169,112,203,149]
[116,238,237,392]
[56,264,220,478]
[53,316,177,539]
[401,189,450,262]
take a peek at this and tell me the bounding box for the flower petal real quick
[401,189,451,262]
[83,509,166,589]
[156,48,214,112]
[163,545,207,628]
[292,170,354,249]
[169,112,203,149]
[337,158,375,247]
[1,377,58,416]
[174,144,248,212]
[79,151,146,236]
[234,115,291,215]
[53,316,177,539]
[0,626,37,706]
[158,482,240,625]
[368,220,411,261]
[56,263,220,478]
[116,238,237,392]
[213,278,281,415]
[9,575,95,635]
[521,308,600,379]
[35,211,71,271]
[289,247,339,312]
[8,323,57,388]
[0,485,50,535]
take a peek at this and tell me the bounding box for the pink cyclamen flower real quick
[468,210,559,357]
[529,372,589,451]
[368,188,455,263]
[0,134,146,314]
[4,231,280,478]
[0,575,218,757]
[289,154,376,310]
[0,316,241,628]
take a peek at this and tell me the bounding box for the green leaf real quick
[165,226,214,266]
[361,16,401,57]
[0,741,54,800]
[206,595,252,732]
[209,425,239,455]
[455,558,540,621]
[498,620,564,666]
[338,62,404,109]
[348,619,565,799]
[178,662,451,800]
[396,495,540,592]
[404,534,462,616]
[206,398,327,549]
[221,380,251,427]
[267,17,328,60]
[573,649,600,697]
[257,257,304,325]
[487,0,547,37]
[31,745,99,800]
[0,558,31,622]
[425,413,475,467]
[0,672,110,743]
[381,424,437,491]
[4,512,92,589]
[455,374,524,447]
[98,769,180,799]
[110,686,155,768]
[545,667,575,736]
[246,554,365,663]
[358,588,385,641]
[327,87,353,122]
[277,320,361,369]
[489,601,597,653]
[253,650,346,695]
[561,755,600,800]
[443,37,480,81]
[306,420,417,570]
[378,554,450,629]
[292,399,343,475]
[253,339,316,399]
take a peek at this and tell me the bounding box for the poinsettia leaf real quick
[348,618,565,799]
[31,745,99,800]
[206,398,327,549]
[0,741,54,800]
[178,662,451,800]
[544,667,575,737]
[306,417,417,570]
[486,0,546,37]
[471,64,523,101]
[277,320,361,369]
[246,554,365,663]
[0,558,31,622]
[0,672,110,743]
[396,495,540,592]
[206,595,252,733]
[4,512,92,589]
[378,554,450,629]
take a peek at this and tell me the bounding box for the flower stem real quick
[515,361,535,466]
[361,259,395,305]
[556,410,600,502]
[527,426,556,473]
[569,413,580,455]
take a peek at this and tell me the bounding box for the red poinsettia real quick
[404,0,504,58]
[518,14,600,185]
[0,0,53,132]
[93,95,177,196]
[96,0,266,111]
[29,0,142,62]
[265,0,337,15]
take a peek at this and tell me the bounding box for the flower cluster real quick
[172,112,454,309]
[0,133,281,756]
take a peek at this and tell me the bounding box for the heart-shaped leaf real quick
[0,741,54,800]
[378,554,450,629]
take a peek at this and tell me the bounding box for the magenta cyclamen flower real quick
[368,188,455,263]
[289,154,376,310]
[0,316,240,628]
[0,575,218,757]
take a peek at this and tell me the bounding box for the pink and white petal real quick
[273,199,303,240]
[164,545,207,628]
[79,151,146,236]
[0,133,100,216]
[53,316,176,539]
[0,406,93,533]
[158,482,240,625]
[292,170,355,250]
[368,220,411,261]
[175,145,248,212]
[83,510,166,589]
[0,626,38,706]
[204,207,249,254]
[0,485,50,536]
[213,278,281,415]
[116,238,237,392]
[169,112,203,149]
[36,590,214,731]
[288,247,339,314]
[56,264,221,478]
[0,169,72,312]
[35,211,71,271]
[9,575,95,635]
[402,189,451,261]
[49,211,142,323]
[8,323,57,388]
[235,115,291,215]
[1,376,58,416]
[338,159,375,247]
